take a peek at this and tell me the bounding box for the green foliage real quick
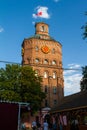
[81,12,87,40]
[80,66,87,91]
[0,64,46,112]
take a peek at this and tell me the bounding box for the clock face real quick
[41,45,50,54]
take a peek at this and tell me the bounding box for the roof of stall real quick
[51,90,87,113]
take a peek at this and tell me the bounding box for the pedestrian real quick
[36,121,41,130]
[21,122,26,130]
[52,122,57,130]
[70,116,79,130]
[32,120,37,130]
[43,120,48,130]
[58,115,63,130]
[59,122,63,130]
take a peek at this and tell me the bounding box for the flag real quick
[36,12,42,16]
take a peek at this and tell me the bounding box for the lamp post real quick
[17,102,30,130]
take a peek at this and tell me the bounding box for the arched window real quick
[35,70,39,76]
[35,58,39,63]
[53,87,57,94]
[35,46,39,51]
[44,71,48,78]
[45,85,48,93]
[52,60,56,65]
[53,71,56,79]
[44,59,48,64]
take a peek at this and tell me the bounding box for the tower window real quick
[53,87,57,94]
[44,71,48,78]
[35,46,39,51]
[40,26,45,31]
[53,72,56,79]
[35,58,39,63]
[44,59,48,64]
[52,48,55,54]
[54,100,57,105]
[35,70,39,76]
[52,60,56,65]
[42,26,44,31]
[45,85,48,93]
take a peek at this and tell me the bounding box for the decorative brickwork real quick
[22,22,64,109]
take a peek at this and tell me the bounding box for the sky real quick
[0,0,87,96]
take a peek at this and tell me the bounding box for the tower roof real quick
[35,22,49,27]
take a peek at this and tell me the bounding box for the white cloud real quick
[64,63,82,96]
[0,26,4,33]
[32,6,50,19]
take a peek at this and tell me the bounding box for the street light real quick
[17,102,30,130]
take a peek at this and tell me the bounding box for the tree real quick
[80,66,87,91]
[0,64,46,111]
[82,12,87,39]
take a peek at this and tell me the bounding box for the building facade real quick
[21,22,64,109]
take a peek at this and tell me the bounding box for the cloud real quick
[32,6,50,19]
[64,63,82,96]
[0,26,4,33]
[64,64,81,75]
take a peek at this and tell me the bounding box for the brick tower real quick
[21,22,64,109]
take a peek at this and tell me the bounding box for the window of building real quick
[35,70,39,76]
[53,72,56,79]
[40,26,45,31]
[53,87,57,94]
[35,58,39,63]
[44,59,48,64]
[54,100,57,105]
[35,46,39,51]
[45,85,48,93]
[44,71,48,78]
[52,48,55,54]
[52,60,56,65]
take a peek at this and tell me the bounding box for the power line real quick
[63,68,82,71]
[0,60,21,65]
[0,60,82,71]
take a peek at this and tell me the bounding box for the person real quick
[84,114,87,125]
[74,117,79,130]
[43,120,48,130]
[52,122,57,130]
[21,122,26,130]
[36,120,41,130]
[59,121,63,130]
[62,114,67,130]
[58,115,63,130]
[70,116,79,130]
[32,120,37,130]
[36,116,41,130]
